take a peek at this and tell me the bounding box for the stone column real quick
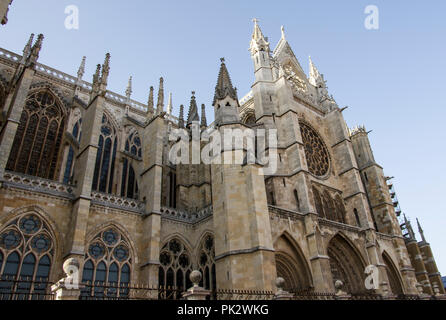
[182,270,210,301]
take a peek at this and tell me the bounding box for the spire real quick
[156,77,164,115]
[309,56,323,87]
[147,86,154,114]
[250,18,270,55]
[178,104,185,128]
[404,214,416,240]
[126,76,133,102]
[77,56,86,83]
[100,53,111,88]
[213,58,238,106]
[417,218,427,243]
[91,64,101,100]
[28,34,44,66]
[167,92,173,116]
[187,91,200,126]
[21,33,34,65]
[201,104,207,127]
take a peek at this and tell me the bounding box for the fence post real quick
[51,258,84,300]
[274,278,293,300]
[182,270,210,301]
[334,280,351,300]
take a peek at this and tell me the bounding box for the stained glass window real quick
[63,118,82,184]
[92,114,117,194]
[299,121,330,177]
[120,128,141,199]
[6,90,66,180]
[0,213,54,300]
[81,227,131,299]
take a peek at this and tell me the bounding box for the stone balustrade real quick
[160,205,213,224]
[91,191,145,214]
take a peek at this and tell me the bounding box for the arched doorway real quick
[382,252,404,295]
[327,234,366,294]
[274,234,312,291]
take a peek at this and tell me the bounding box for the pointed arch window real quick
[120,129,141,199]
[198,235,216,292]
[159,239,192,298]
[92,114,117,194]
[312,187,325,218]
[6,90,66,180]
[80,228,132,299]
[0,213,55,300]
[63,118,82,184]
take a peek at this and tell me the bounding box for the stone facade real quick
[0,18,443,298]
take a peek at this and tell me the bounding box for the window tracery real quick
[158,239,193,293]
[92,114,118,194]
[299,121,330,177]
[81,227,132,299]
[121,128,141,199]
[197,235,216,291]
[62,118,82,184]
[6,90,66,180]
[0,213,54,300]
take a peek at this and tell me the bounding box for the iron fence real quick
[0,276,54,300]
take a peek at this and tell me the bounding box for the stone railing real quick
[160,205,213,224]
[268,205,305,221]
[0,47,21,63]
[239,91,253,106]
[91,191,145,214]
[2,171,75,198]
[318,218,362,234]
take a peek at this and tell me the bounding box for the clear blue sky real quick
[1,1,445,275]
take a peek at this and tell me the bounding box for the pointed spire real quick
[91,64,101,100]
[187,91,200,126]
[201,104,207,127]
[77,56,86,83]
[28,34,44,65]
[156,77,164,115]
[100,53,111,87]
[145,86,154,114]
[167,92,173,116]
[21,33,34,64]
[126,76,133,101]
[178,104,185,128]
[309,56,323,87]
[250,18,269,55]
[404,214,416,240]
[417,218,427,243]
[213,58,238,106]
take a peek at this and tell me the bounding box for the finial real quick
[167,92,172,116]
[252,18,259,25]
[201,104,207,127]
[147,86,154,113]
[100,53,111,88]
[416,218,427,243]
[28,34,44,65]
[156,77,164,115]
[281,25,286,39]
[126,76,133,99]
[220,57,225,63]
[178,104,185,128]
[192,91,195,96]
[77,56,86,81]
[21,33,34,64]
